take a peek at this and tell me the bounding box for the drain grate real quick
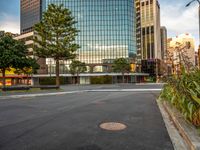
[77,144,102,150]
[99,122,127,131]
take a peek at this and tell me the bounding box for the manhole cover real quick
[99,122,127,131]
[77,144,102,150]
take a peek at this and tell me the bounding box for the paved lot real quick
[0,85,173,150]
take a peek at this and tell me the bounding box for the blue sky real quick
[0,0,199,49]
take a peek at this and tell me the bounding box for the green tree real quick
[33,4,79,87]
[0,35,37,87]
[112,58,130,83]
[14,58,39,85]
[69,60,87,84]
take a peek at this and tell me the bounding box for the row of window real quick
[141,0,154,6]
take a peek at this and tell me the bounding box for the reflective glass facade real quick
[43,0,136,64]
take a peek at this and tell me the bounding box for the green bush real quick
[91,76,112,84]
[146,76,156,83]
[159,68,200,127]
[39,77,67,85]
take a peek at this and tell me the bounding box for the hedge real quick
[39,77,69,85]
[91,76,112,84]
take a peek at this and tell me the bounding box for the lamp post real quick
[186,0,200,68]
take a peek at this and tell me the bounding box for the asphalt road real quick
[0,85,173,150]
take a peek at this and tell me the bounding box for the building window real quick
[142,2,145,6]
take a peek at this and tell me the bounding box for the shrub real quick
[39,77,67,85]
[91,76,112,84]
[159,68,200,127]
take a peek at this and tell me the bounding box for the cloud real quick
[160,2,199,50]
[0,13,20,34]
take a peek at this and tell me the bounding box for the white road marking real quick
[0,89,162,99]
[87,89,162,92]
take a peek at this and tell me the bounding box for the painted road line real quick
[0,89,162,99]
[0,91,85,100]
[87,89,162,92]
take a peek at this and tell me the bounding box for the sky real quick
[0,0,199,50]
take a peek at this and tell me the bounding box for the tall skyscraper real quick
[19,0,47,74]
[135,0,142,66]
[135,0,162,76]
[20,0,42,34]
[140,0,161,60]
[20,0,137,72]
[44,0,136,64]
[160,26,167,60]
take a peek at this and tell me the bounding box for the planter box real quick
[163,101,200,150]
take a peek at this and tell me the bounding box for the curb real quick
[163,101,200,150]
[157,101,188,150]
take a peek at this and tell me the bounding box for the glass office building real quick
[20,0,42,34]
[43,0,136,65]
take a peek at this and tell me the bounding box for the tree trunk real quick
[122,73,124,83]
[55,59,60,87]
[77,73,79,84]
[27,75,29,85]
[72,75,76,84]
[2,69,6,88]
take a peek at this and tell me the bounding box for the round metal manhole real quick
[77,144,102,150]
[99,122,127,131]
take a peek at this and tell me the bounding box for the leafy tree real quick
[69,60,87,84]
[14,58,39,85]
[112,58,130,83]
[0,35,37,87]
[33,4,79,87]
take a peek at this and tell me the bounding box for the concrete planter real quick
[162,101,200,150]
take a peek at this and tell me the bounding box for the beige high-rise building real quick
[135,0,162,75]
[170,33,195,66]
[163,38,173,75]
[140,0,161,60]
[135,0,142,66]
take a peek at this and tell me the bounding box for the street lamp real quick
[186,0,200,68]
